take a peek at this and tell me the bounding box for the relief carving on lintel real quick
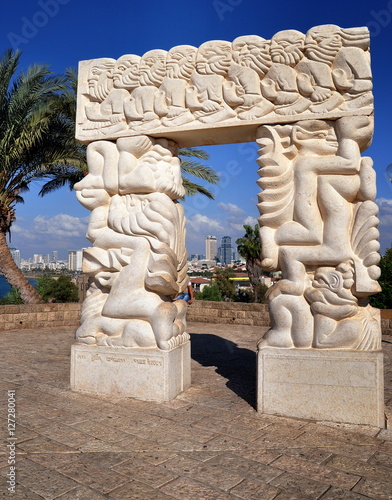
[76,25,372,146]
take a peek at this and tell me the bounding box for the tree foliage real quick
[370,248,392,309]
[196,283,222,302]
[236,224,263,302]
[0,287,23,305]
[37,275,79,303]
[0,50,85,303]
[214,268,236,301]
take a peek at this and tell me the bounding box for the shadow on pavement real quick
[190,333,256,409]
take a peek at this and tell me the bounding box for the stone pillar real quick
[256,116,385,427]
[70,136,190,401]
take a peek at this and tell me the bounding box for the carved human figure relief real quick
[76,27,375,143]
[126,49,168,132]
[229,35,274,120]
[81,59,128,138]
[74,136,188,350]
[257,115,381,350]
[160,45,197,126]
[187,40,237,123]
[296,27,344,113]
[261,30,310,116]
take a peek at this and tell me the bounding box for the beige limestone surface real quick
[71,342,191,402]
[258,349,385,427]
[76,26,372,147]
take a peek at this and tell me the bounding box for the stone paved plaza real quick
[1,321,392,499]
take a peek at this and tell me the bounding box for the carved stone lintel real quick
[76,25,372,147]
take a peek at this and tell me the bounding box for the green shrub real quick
[195,283,222,302]
[37,275,79,302]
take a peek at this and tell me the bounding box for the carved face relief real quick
[293,120,338,155]
[305,25,342,65]
[196,41,232,75]
[139,50,167,87]
[270,30,305,66]
[87,62,115,102]
[232,35,271,75]
[166,45,197,80]
[113,55,141,89]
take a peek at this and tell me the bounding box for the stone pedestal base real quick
[257,348,385,428]
[71,341,191,402]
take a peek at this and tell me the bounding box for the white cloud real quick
[218,202,245,216]
[376,198,392,226]
[186,214,224,233]
[33,214,89,237]
[11,224,37,240]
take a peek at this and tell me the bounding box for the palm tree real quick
[236,224,263,302]
[177,147,219,199]
[0,50,85,303]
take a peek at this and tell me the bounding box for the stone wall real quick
[187,300,270,326]
[0,301,391,333]
[0,303,81,331]
[381,310,392,336]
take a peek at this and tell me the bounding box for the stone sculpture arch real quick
[71,25,384,427]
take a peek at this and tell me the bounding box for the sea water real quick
[0,275,36,298]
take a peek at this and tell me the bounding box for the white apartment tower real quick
[68,250,77,271]
[205,235,217,261]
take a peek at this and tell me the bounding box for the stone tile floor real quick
[0,321,392,499]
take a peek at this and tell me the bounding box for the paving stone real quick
[75,439,127,453]
[326,454,392,484]
[269,471,331,499]
[5,458,79,499]
[193,416,264,442]
[160,476,233,499]
[229,477,281,499]
[353,477,392,499]
[0,482,43,499]
[271,447,333,464]
[109,480,174,499]
[368,450,392,468]
[55,485,109,499]
[320,486,369,499]
[16,435,75,453]
[161,454,244,491]
[26,452,82,469]
[270,454,360,490]
[1,323,392,499]
[124,450,178,465]
[113,460,179,488]
[204,453,282,482]
[57,460,128,494]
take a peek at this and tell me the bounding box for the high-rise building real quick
[51,251,58,263]
[220,236,232,265]
[33,254,43,265]
[205,235,217,261]
[9,248,21,268]
[76,250,83,271]
[68,250,77,271]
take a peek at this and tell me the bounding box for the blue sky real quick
[1,0,392,259]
